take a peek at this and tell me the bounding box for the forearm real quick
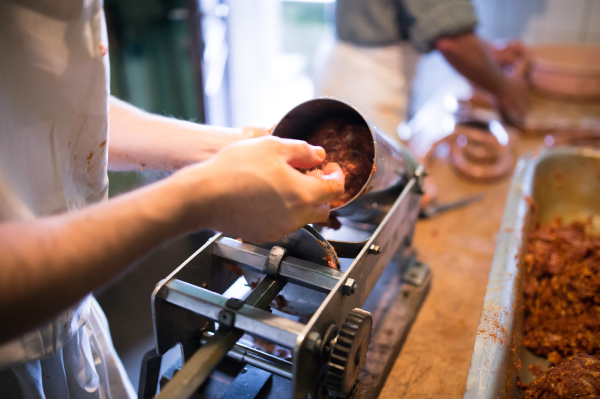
[0,170,210,343]
[436,32,508,97]
[108,97,245,171]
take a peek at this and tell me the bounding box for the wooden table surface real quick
[378,88,600,399]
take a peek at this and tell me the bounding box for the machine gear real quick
[325,308,373,398]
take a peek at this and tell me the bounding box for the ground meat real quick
[317,239,339,270]
[516,376,529,391]
[529,364,543,377]
[273,295,288,312]
[226,263,243,277]
[522,354,600,399]
[253,337,293,361]
[304,118,374,208]
[522,217,600,359]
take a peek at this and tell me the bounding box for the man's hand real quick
[486,41,530,127]
[487,41,530,70]
[0,136,343,342]
[241,126,270,139]
[436,33,529,128]
[173,136,345,242]
[495,74,528,128]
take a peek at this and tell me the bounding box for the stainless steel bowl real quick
[272,97,419,224]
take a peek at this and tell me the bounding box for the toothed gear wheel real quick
[325,309,372,398]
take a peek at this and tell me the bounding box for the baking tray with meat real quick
[464,147,600,399]
[521,217,600,364]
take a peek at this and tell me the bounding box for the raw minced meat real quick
[522,217,600,361]
[522,354,600,399]
[304,118,374,208]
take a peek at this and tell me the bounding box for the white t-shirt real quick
[0,0,134,397]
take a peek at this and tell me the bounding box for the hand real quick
[241,126,270,139]
[486,41,529,127]
[436,35,529,128]
[496,74,528,128]
[176,136,345,242]
[488,41,530,71]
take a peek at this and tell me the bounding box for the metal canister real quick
[272,97,419,224]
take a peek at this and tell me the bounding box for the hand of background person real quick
[487,41,530,72]
[174,136,345,242]
[488,41,530,127]
[437,35,529,129]
[495,73,528,128]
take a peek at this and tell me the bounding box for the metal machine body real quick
[142,98,429,399]
[144,175,422,399]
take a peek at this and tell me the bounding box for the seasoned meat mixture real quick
[522,218,600,361]
[304,118,375,208]
[522,354,600,399]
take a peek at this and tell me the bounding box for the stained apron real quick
[0,0,135,397]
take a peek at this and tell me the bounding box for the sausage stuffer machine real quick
[139,98,430,399]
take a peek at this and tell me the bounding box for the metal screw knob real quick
[414,164,428,194]
[306,331,323,353]
[343,278,358,296]
[368,245,381,255]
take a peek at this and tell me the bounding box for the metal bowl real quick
[272,97,418,224]
[531,44,600,99]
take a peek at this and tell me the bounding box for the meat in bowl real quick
[303,118,375,209]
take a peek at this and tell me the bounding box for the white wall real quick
[228,0,285,127]
[473,0,600,44]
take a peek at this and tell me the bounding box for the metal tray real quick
[464,147,600,399]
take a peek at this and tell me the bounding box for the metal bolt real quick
[368,245,381,255]
[319,324,338,363]
[414,165,428,194]
[343,278,358,296]
[305,331,323,354]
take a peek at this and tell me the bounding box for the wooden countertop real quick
[378,87,600,398]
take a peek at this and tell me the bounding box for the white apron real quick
[0,0,135,397]
[314,39,420,143]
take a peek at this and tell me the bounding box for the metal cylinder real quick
[228,342,293,380]
[201,332,294,380]
[272,97,419,223]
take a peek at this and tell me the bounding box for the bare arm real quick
[108,96,268,171]
[0,137,344,344]
[436,32,527,126]
[0,174,200,343]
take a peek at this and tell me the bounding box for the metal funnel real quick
[272,97,419,224]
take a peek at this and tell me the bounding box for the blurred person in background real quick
[315,0,529,142]
[0,1,344,397]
